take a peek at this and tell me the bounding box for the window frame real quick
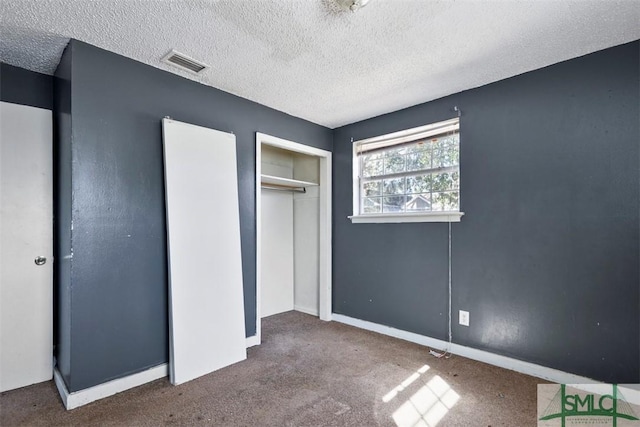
[349,118,464,224]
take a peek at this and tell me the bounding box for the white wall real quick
[260,146,294,318]
[292,152,319,183]
[292,153,320,315]
[293,187,319,315]
[261,189,294,317]
[262,145,293,178]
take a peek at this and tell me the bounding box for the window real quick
[350,118,463,223]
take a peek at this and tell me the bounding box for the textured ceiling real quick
[1,1,638,128]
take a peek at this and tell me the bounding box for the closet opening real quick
[253,133,332,346]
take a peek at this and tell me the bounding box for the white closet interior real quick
[260,145,321,318]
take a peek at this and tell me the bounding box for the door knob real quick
[34,256,47,266]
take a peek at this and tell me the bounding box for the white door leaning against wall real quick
[0,101,53,392]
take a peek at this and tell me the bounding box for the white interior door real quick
[0,101,53,392]
[162,118,246,385]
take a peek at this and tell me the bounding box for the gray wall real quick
[55,40,332,392]
[53,45,73,388]
[0,63,53,109]
[332,41,639,383]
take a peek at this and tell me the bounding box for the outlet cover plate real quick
[459,310,469,326]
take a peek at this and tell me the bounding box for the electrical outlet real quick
[459,310,469,327]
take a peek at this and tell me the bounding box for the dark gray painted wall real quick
[53,45,73,387]
[55,40,332,392]
[0,63,53,109]
[332,41,639,383]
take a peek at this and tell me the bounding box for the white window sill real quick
[348,212,464,224]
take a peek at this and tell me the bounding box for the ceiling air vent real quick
[161,50,208,74]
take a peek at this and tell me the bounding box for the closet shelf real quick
[260,174,318,189]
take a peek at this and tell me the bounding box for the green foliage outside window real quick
[359,134,460,214]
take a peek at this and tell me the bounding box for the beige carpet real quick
[0,311,545,426]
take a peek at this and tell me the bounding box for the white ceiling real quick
[1,1,638,128]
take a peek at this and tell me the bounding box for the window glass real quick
[355,121,460,216]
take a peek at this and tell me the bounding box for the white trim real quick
[318,152,332,322]
[246,335,260,348]
[354,118,459,148]
[349,212,464,223]
[294,305,319,316]
[331,314,600,385]
[256,139,262,345]
[54,364,168,410]
[352,141,360,216]
[255,133,333,346]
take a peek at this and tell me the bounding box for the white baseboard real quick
[294,305,319,316]
[246,335,260,348]
[54,364,168,410]
[331,314,599,385]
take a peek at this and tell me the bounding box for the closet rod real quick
[261,183,306,193]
